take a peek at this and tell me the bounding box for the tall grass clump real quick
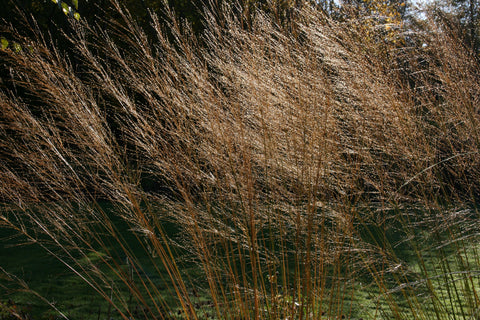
[1,1,480,319]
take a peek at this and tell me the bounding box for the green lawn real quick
[2,205,480,319]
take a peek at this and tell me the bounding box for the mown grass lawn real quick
[2,205,480,320]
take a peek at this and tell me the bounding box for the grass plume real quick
[1,1,480,319]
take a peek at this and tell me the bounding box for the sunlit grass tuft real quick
[1,1,480,319]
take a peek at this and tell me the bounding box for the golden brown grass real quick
[1,1,480,319]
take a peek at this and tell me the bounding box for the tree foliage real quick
[428,0,480,53]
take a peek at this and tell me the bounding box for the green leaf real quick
[74,12,81,20]
[13,42,22,52]
[1,38,8,50]
[72,0,78,10]
[51,0,59,4]
[61,2,70,15]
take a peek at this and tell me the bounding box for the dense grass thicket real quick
[1,1,480,319]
